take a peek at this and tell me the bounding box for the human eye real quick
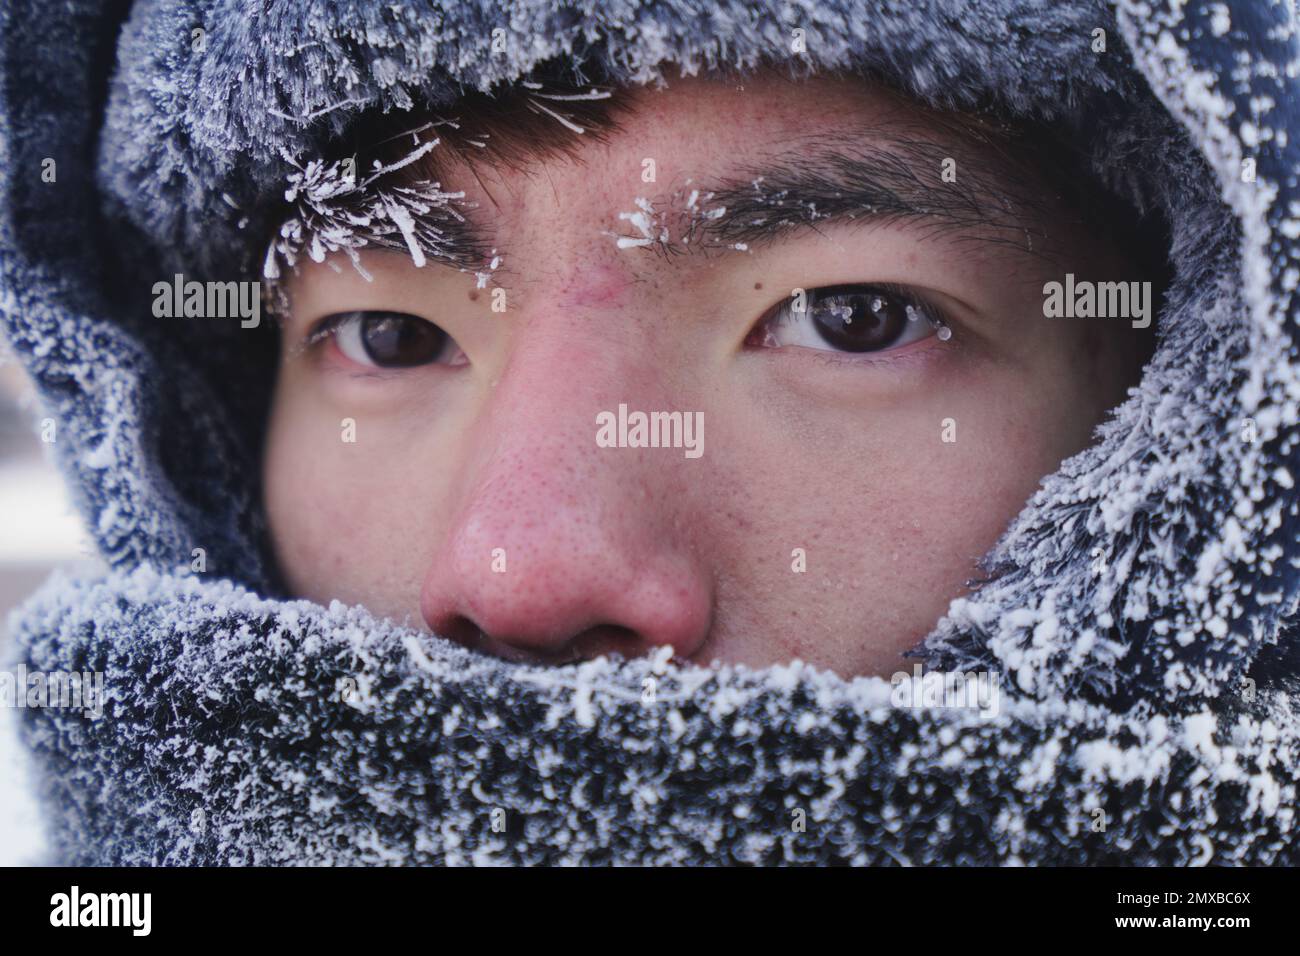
[305,310,467,369]
[746,283,949,354]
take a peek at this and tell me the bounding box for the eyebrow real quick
[662,128,1063,262]
[313,122,1067,281]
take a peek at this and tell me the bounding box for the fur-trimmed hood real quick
[2,0,1299,864]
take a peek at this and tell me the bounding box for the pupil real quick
[810,287,906,352]
[361,314,446,367]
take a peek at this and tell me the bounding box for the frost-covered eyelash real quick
[283,311,375,363]
[290,310,452,374]
[771,282,954,340]
[303,313,350,350]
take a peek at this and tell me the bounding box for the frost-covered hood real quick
[3,0,1300,865]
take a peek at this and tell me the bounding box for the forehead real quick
[434,74,986,232]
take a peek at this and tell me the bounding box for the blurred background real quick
[0,341,104,864]
[0,350,100,620]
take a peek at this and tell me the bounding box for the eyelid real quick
[771,282,945,325]
[761,282,952,352]
[303,308,469,375]
[300,309,431,352]
[284,311,361,371]
[302,312,351,350]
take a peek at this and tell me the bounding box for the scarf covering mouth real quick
[2,0,1300,865]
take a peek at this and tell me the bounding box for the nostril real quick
[568,624,646,662]
[432,615,488,652]
[429,613,587,664]
[431,614,656,666]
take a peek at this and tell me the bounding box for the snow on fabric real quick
[12,565,1299,864]
[0,0,1298,864]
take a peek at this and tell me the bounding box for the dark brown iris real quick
[361,313,447,367]
[809,285,910,352]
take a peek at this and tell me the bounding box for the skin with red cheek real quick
[262,73,1147,677]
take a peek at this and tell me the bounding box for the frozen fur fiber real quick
[3,0,1300,864]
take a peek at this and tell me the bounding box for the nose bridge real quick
[462,368,622,569]
[496,308,630,449]
[474,261,683,481]
[469,315,639,515]
[453,253,652,530]
[419,297,712,661]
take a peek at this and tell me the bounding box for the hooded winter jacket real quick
[2,0,1299,865]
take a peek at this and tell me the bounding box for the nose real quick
[419,328,713,665]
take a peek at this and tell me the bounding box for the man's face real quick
[263,74,1143,676]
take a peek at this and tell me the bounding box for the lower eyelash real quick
[800,329,959,374]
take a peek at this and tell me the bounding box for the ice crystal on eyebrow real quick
[611,186,740,255]
[475,249,502,289]
[614,196,669,249]
[261,77,614,303]
[260,133,478,308]
[627,178,854,259]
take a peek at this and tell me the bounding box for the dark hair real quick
[325,59,627,189]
